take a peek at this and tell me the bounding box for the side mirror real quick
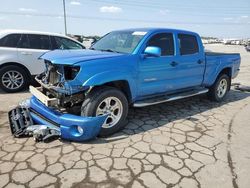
[143,46,161,57]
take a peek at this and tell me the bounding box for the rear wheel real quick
[208,74,230,102]
[81,87,128,136]
[0,65,29,93]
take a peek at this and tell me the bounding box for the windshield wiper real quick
[100,49,120,53]
[89,47,96,50]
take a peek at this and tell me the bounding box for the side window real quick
[28,34,51,50]
[178,34,199,55]
[0,34,21,48]
[17,34,51,50]
[54,37,83,49]
[146,33,174,56]
[17,34,30,48]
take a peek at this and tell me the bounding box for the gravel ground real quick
[0,44,250,188]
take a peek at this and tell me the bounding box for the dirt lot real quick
[0,44,250,188]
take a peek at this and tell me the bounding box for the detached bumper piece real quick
[26,125,60,142]
[9,107,61,142]
[8,107,34,137]
[234,84,250,92]
[8,97,107,142]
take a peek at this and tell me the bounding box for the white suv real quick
[0,30,85,92]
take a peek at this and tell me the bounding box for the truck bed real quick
[204,51,241,84]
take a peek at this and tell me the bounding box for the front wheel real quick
[81,87,128,137]
[208,74,230,102]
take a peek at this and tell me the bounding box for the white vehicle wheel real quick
[2,70,24,90]
[0,65,29,93]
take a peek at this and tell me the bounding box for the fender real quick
[82,70,137,100]
[204,60,233,86]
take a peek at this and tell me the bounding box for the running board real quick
[133,88,209,107]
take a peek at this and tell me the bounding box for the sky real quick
[0,0,250,38]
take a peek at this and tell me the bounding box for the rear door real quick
[175,33,205,88]
[17,34,51,75]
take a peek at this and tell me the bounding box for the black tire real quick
[0,65,29,93]
[208,74,231,102]
[81,87,128,137]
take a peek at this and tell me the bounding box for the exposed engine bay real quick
[34,60,85,109]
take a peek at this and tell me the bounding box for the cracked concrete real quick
[0,44,250,188]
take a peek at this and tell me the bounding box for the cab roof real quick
[113,28,199,36]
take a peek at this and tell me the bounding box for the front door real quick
[138,32,179,96]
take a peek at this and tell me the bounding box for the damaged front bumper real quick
[9,97,107,142]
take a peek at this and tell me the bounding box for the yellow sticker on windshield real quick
[132,31,147,36]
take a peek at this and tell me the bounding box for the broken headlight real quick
[64,66,80,80]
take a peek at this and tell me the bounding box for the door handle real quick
[21,52,32,55]
[197,60,204,64]
[170,61,178,67]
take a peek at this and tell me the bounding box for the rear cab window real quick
[146,33,175,56]
[178,34,199,55]
[0,34,21,48]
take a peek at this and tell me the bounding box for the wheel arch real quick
[0,62,32,78]
[92,80,133,104]
[208,67,232,87]
[219,67,232,78]
[217,67,232,88]
[82,71,136,103]
[102,80,132,104]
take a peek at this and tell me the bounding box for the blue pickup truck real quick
[9,28,241,141]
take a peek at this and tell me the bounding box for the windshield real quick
[91,31,147,54]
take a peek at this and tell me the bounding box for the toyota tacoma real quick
[9,28,241,141]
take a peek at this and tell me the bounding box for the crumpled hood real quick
[40,49,125,65]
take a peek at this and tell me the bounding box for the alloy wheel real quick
[96,96,123,128]
[1,70,24,90]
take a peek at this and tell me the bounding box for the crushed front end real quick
[9,97,107,142]
[34,60,88,108]
[8,60,107,142]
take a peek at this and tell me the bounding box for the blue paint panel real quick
[30,28,241,140]
[40,49,124,65]
[204,53,241,86]
[39,28,240,102]
[30,97,107,141]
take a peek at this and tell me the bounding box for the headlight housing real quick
[64,66,80,80]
